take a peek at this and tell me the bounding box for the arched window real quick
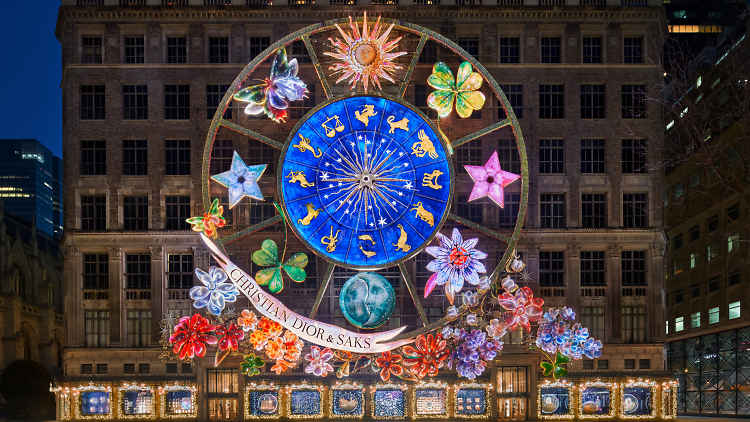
[21,330,31,360]
[13,265,27,302]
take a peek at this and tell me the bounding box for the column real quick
[64,246,81,347]
[525,245,540,296]
[150,246,164,346]
[566,245,581,313]
[108,247,123,347]
[608,244,622,343]
[649,242,666,343]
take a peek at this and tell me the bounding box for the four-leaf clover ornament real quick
[251,239,308,294]
[427,61,486,118]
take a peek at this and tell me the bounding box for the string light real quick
[245,382,280,420]
[329,381,365,419]
[452,382,491,419]
[116,383,156,419]
[369,382,408,420]
[71,383,113,421]
[51,386,72,420]
[537,379,576,420]
[619,379,657,420]
[660,381,678,420]
[577,379,617,419]
[412,381,450,419]
[158,383,197,419]
[285,381,324,419]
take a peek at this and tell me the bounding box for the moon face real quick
[339,272,396,329]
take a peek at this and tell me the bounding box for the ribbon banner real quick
[202,234,414,353]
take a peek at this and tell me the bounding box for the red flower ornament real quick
[403,334,450,378]
[498,286,544,332]
[215,323,245,351]
[169,314,218,360]
[373,351,404,381]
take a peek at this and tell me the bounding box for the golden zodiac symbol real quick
[321,226,341,253]
[297,203,323,226]
[392,224,412,252]
[355,105,378,126]
[322,115,345,138]
[410,202,435,227]
[286,170,315,188]
[422,170,443,190]
[358,234,376,245]
[411,129,439,160]
[292,134,322,158]
[387,116,410,134]
[359,246,377,258]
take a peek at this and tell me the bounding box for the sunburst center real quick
[354,42,378,66]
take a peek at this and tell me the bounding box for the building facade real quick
[55,0,667,420]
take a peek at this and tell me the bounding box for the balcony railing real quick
[125,289,152,300]
[167,289,191,300]
[622,287,647,296]
[83,290,109,300]
[119,0,146,5]
[581,288,606,297]
[162,0,188,5]
[77,0,104,4]
[540,287,565,297]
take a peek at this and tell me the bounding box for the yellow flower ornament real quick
[427,61,486,118]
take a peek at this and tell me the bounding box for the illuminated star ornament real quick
[464,151,520,207]
[211,151,266,208]
[325,13,407,92]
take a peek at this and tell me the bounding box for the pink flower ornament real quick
[498,286,544,332]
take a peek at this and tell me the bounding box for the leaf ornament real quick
[353,355,372,373]
[427,61,486,119]
[186,198,226,237]
[240,353,265,376]
[234,46,308,123]
[335,350,355,378]
[539,351,570,379]
[251,239,308,294]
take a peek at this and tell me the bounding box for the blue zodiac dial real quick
[279,95,453,269]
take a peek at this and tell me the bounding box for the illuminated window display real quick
[371,384,407,420]
[81,391,110,415]
[118,385,155,418]
[286,384,324,419]
[539,381,574,419]
[247,391,279,418]
[578,381,616,419]
[454,383,491,419]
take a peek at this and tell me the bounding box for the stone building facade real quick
[56,0,667,420]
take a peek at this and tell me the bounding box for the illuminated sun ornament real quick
[325,13,407,92]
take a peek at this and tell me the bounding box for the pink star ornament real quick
[464,151,520,207]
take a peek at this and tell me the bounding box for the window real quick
[125,364,136,374]
[96,364,107,375]
[246,143,277,175]
[457,37,479,57]
[673,260,683,275]
[580,251,605,286]
[415,84,438,119]
[580,85,605,119]
[85,310,110,347]
[249,197,276,226]
[540,194,565,228]
[290,40,312,63]
[167,363,178,374]
[539,85,564,119]
[82,37,102,63]
[122,85,148,120]
[675,316,684,332]
[623,37,643,63]
[124,36,145,63]
[581,307,604,339]
[498,85,523,119]
[690,252,699,269]
[582,37,602,63]
[728,270,740,286]
[581,139,605,173]
[499,37,520,63]
[81,196,106,230]
[581,194,606,228]
[249,37,271,58]
[208,37,229,63]
[639,359,650,369]
[167,37,187,63]
[126,254,151,289]
[497,366,527,393]
[665,320,669,335]
[597,359,608,370]
[81,140,106,175]
[707,242,718,261]
[498,193,520,229]
[453,138,482,174]
[729,301,741,319]
[690,282,700,299]
[623,193,647,228]
[123,139,148,176]
[728,233,740,253]
[288,84,316,120]
[674,234,683,250]
[621,85,646,118]
[83,254,109,289]
[708,275,719,292]
[497,138,520,174]
[206,84,232,120]
[166,140,190,176]
[622,139,646,173]
[182,363,192,374]
[539,251,564,287]
[165,195,190,230]
[164,85,190,120]
[81,364,93,374]
[539,139,564,174]
[621,251,646,286]
[622,307,645,342]
[583,359,594,370]
[673,182,683,199]
[691,312,701,328]
[689,225,699,242]
[690,172,700,189]
[624,359,636,369]
[456,195,482,224]
[728,203,740,221]
[139,364,150,374]
[80,85,105,120]
[210,139,233,174]
[167,254,194,289]
[127,310,151,347]
[123,196,148,230]
[709,307,719,324]
[541,37,561,63]
[708,215,718,232]
[674,288,683,303]
[418,40,438,64]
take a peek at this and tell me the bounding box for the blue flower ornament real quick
[190,266,239,315]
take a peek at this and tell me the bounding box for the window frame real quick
[580,84,606,119]
[165,139,191,176]
[80,85,106,120]
[540,193,565,228]
[164,84,191,120]
[81,140,107,176]
[539,84,564,119]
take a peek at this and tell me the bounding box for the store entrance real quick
[208,398,238,420]
[499,397,527,421]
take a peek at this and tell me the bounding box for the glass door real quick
[499,397,526,421]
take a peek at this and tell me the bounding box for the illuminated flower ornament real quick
[448,329,502,380]
[531,306,602,379]
[186,198,225,237]
[237,309,258,332]
[498,286,544,332]
[169,314,218,360]
[403,334,450,378]
[424,228,487,304]
[305,346,334,377]
[464,151,521,207]
[190,267,239,315]
[325,13,407,92]
[427,61,486,118]
[234,46,307,122]
[214,322,245,365]
[485,319,507,339]
[211,152,266,208]
[373,351,404,381]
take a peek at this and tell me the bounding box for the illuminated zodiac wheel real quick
[201,16,529,346]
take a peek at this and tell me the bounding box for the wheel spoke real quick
[450,119,511,149]
[309,263,335,319]
[219,119,284,150]
[303,35,332,100]
[447,213,512,243]
[399,263,429,327]
[398,34,429,99]
[219,215,282,246]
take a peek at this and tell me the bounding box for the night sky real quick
[0,2,62,158]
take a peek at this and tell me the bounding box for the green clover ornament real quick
[539,351,570,379]
[240,353,265,376]
[427,61,486,118]
[251,239,308,294]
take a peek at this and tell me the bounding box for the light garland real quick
[158,383,198,419]
[660,381,678,420]
[537,379,576,420]
[619,379,658,420]
[245,382,281,420]
[577,379,617,419]
[329,381,365,419]
[51,386,72,420]
[72,383,113,421]
[370,382,408,420]
[285,382,324,419]
[116,383,156,419]
[412,381,450,419]
[452,381,491,419]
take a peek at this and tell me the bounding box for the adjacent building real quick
[55,0,668,420]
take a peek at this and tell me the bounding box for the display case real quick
[454,382,491,419]
[74,384,112,420]
[117,384,155,419]
[245,383,281,419]
[578,380,616,419]
[370,383,408,420]
[620,379,657,419]
[413,381,450,419]
[285,383,324,419]
[538,380,575,420]
[159,384,197,419]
